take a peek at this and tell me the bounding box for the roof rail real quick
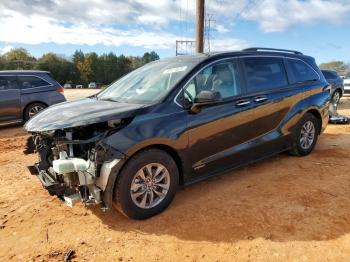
[243,47,303,55]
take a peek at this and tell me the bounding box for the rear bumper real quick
[27,164,66,196]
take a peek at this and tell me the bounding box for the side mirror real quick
[190,90,222,113]
[194,90,221,103]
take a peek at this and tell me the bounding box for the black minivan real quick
[25,48,329,219]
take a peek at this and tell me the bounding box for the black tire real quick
[289,113,319,156]
[331,89,342,105]
[24,102,47,121]
[114,149,179,220]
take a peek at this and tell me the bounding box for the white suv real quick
[344,78,350,95]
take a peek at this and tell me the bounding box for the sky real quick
[0,0,349,64]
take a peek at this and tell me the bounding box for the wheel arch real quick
[305,108,322,134]
[121,144,184,185]
[101,143,185,210]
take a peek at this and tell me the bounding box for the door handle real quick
[236,100,250,107]
[254,96,267,103]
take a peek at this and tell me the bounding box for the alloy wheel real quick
[130,163,170,209]
[28,105,45,118]
[300,120,316,150]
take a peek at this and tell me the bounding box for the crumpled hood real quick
[24,98,145,132]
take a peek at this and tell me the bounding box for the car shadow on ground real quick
[91,131,350,243]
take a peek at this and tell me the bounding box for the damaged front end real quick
[25,120,129,209]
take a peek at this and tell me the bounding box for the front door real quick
[0,76,21,123]
[183,59,258,181]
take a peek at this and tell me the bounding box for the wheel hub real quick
[300,120,316,150]
[130,163,170,209]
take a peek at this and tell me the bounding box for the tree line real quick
[0,48,160,86]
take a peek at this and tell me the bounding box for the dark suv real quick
[0,70,66,125]
[25,48,329,219]
[321,70,344,104]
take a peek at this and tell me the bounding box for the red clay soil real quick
[1,109,350,261]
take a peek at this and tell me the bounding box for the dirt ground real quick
[1,91,350,261]
[63,89,100,101]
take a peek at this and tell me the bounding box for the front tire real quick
[114,149,179,220]
[289,113,319,156]
[332,90,341,105]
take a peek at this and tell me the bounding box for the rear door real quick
[0,75,21,123]
[240,56,299,154]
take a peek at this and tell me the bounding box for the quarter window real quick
[17,76,51,89]
[182,59,241,105]
[288,59,319,84]
[0,76,18,90]
[243,57,288,93]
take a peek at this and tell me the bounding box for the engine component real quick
[53,151,89,174]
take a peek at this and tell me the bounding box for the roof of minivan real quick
[0,70,50,74]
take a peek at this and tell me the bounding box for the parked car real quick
[344,78,350,95]
[64,83,72,89]
[88,82,97,89]
[321,70,344,103]
[0,70,66,125]
[76,84,84,89]
[24,48,329,219]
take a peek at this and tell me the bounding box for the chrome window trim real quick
[0,74,54,90]
[173,55,320,108]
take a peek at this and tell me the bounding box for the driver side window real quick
[183,59,241,105]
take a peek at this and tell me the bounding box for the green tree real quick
[0,55,5,70]
[35,53,76,85]
[72,49,85,65]
[142,51,160,64]
[3,48,36,69]
[85,52,98,82]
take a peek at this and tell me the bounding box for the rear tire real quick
[114,149,179,220]
[289,113,319,156]
[24,103,47,121]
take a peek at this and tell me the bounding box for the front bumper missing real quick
[27,164,66,196]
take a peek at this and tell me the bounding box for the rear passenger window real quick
[288,59,319,84]
[18,76,51,89]
[243,57,288,93]
[0,76,18,90]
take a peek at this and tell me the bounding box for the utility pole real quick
[195,0,205,53]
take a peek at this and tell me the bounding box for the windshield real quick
[97,58,199,104]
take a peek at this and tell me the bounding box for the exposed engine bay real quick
[25,120,130,209]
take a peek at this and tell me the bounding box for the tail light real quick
[56,87,64,94]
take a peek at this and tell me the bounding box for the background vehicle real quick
[0,70,66,125]
[25,48,329,219]
[344,78,350,95]
[64,83,72,89]
[88,82,97,89]
[321,70,344,103]
[76,84,84,89]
